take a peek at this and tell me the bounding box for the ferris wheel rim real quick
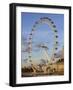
[28,17,59,63]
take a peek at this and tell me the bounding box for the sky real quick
[21,12,64,66]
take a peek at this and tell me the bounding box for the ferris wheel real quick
[27,17,59,64]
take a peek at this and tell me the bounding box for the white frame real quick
[16,6,69,84]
